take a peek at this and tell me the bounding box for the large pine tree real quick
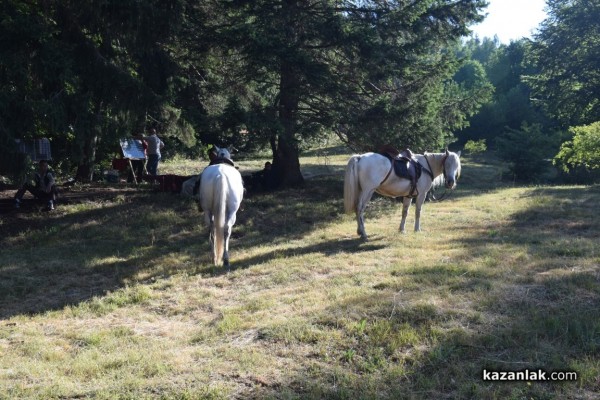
[198,0,487,186]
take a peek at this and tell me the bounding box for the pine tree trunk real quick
[75,103,102,182]
[273,135,304,187]
[75,133,98,182]
[275,35,304,187]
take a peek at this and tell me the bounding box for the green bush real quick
[554,121,600,172]
[463,139,487,155]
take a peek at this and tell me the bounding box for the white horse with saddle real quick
[344,146,461,240]
[199,147,244,268]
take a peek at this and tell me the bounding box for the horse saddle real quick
[378,145,422,198]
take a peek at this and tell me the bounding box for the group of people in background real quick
[128,128,165,183]
[14,127,165,211]
[13,127,282,212]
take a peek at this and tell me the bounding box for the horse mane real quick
[432,173,445,189]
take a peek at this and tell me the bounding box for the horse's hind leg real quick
[204,213,217,264]
[222,224,231,269]
[222,212,237,269]
[399,197,412,233]
[356,189,375,240]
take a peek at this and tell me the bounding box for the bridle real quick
[424,153,455,202]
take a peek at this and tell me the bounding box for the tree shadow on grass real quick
[0,195,195,318]
[220,237,386,275]
[250,276,598,398]
[407,186,600,398]
[244,185,600,399]
[0,177,351,318]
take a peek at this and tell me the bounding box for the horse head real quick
[214,146,232,160]
[443,149,461,189]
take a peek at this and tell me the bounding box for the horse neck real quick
[424,153,446,177]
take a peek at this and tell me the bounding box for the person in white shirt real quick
[139,128,164,176]
[14,159,58,211]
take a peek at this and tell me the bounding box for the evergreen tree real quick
[456,39,548,148]
[0,1,191,180]
[528,0,600,128]
[496,123,561,182]
[197,0,487,186]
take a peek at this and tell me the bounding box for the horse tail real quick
[344,155,361,214]
[212,174,227,266]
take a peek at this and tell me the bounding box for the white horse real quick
[344,149,461,239]
[199,147,244,267]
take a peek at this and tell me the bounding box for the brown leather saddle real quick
[377,145,422,198]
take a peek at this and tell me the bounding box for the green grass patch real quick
[0,150,598,398]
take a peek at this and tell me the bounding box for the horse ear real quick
[445,148,449,156]
[456,150,461,158]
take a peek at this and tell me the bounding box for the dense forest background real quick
[1,0,599,185]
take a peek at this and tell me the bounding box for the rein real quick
[422,155,435,181]
[424,153,448,182]
[425,153,452,202]
[428,186,453,202]
[379,161,394,186]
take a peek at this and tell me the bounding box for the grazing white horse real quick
[199,147,244,267]
[344,149,461,239]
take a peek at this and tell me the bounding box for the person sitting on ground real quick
[14,159,58,211]
[262,161,281,190]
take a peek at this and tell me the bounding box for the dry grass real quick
[0,148,599,399]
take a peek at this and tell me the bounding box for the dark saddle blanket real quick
[378,145,422,197]
[209,157,235,167]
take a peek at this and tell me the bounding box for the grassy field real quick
[1,148,599,399]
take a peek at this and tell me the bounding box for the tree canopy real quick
[528,0,600,128]
[15,1,600,184]
[0,0,193,179]
[1,0,489,185]
[208,0,488,184]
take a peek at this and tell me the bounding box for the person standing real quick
[128,138,147,183]
[14,159,58,211]
[139,128,164,176]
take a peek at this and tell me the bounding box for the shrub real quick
[496,123,561,182]
[463,139,487,155]
[554,121,600,172]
